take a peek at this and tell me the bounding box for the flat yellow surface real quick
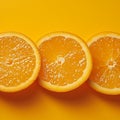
[0,0,120,120]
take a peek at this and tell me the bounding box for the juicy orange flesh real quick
[0,36,36,87]
[89,37,120,88]
[39,36,86,86]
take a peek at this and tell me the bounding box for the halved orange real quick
[0,32,40,92]
[88,32,120,95]
[37,32,92,92]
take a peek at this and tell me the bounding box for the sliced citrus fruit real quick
[88,32,120,95]
[37,32,92,92]
[0,32,40,92]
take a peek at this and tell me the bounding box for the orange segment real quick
[88,32,120,95]
[37,32,92,92]
[0,32,40,92]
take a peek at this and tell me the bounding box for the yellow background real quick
[0,0,120,120]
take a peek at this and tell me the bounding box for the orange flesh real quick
[0,36,36,87]
[89,37,120,88]
[39,36,86,86]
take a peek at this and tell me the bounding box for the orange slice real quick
[88,32,120,95]
[37,32,92,92]
[0,32,40,92]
